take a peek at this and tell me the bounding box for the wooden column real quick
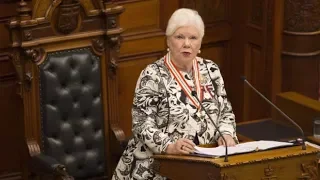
[282,0,320,100]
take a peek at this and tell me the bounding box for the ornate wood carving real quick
[284,0,320,32]
[56,0,81,34]
[27,140,41,157]
[182,0,226,23]
[299,161,318,180]
[24,30,33,41]
[25,48,45,64]
[250,0,263,27]
[9,52,23,97]
[107,16,117,29]
[261,165,277,179]
[221,173,237,180]
[108,36,121,76]
[17,0,31,20]
[23,72,33,92]
[92,38,105,55]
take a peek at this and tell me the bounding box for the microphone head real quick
[240,76,247,81]
[191,91,197,96]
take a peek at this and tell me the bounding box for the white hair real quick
[166,8,205,39]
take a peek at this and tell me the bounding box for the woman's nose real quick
[184,39,191,47]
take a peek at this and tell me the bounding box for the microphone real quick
[191,91,229,162]
[240,76,306,150]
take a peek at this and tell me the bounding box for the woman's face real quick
[167,26,202,68]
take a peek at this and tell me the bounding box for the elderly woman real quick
[112,8,238,180]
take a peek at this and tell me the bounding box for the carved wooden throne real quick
[7,0,125,179]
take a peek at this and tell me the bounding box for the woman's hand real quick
[165,138,196,155]
[217,134,236,147]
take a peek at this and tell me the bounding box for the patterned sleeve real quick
[131,64,173,154]
[205,60,238,141]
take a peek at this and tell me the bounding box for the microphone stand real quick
[191,91,229,162]
[241,76,306,150]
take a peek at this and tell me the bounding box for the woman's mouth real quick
[182,52,191,56]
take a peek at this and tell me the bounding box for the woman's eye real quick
[176,35,184,39]
[190,36,198,40]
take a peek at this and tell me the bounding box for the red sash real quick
[164,53,203,109]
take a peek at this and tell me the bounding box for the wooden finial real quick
[17,0,31,20]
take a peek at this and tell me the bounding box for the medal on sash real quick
[196,110,206,120]
[164,53,205,120]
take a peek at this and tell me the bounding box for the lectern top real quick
[153,144,320,168]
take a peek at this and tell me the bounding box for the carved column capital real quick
[25,48,45,64]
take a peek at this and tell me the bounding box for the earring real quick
[167,48,170,52]
[198,50,201,54]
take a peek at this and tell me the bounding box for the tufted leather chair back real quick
[39,48,105,179]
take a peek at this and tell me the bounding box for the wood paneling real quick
[238,0,282,122]
[120,35,165,57]
[282,56,320,99]
[0,1,28,178]
[0,79,23,175]
[244,43,270,121]
[118,0,160,34]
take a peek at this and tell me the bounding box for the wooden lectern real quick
[152,145,320,180]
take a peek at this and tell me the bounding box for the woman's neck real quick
[171,59,193,73]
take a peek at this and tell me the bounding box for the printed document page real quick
[194,140,293,157]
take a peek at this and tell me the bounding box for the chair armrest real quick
[27,140,74,180]
[111,124,129,149]
[30,154,66,175]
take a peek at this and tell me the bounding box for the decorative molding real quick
[108,36,121,76]
[17,0,31,20]
[282,50,320,57]
[25,48,45,64]
[221,173,237,180]
[107,16,117,29]
[21,30,105,47]
[283,30,320,35]
[24,72,33,92]
[284,0,320,32]
[27,139,41,157]
[92,38,105,55]
[299,161,318,179]
[56,0,81,34]
[249,0,263,27]
[9,52,23,97]
[153,147,320,168]
[261,165,277,179]
[24,30,33,41]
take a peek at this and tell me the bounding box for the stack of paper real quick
[194,140,294,157]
